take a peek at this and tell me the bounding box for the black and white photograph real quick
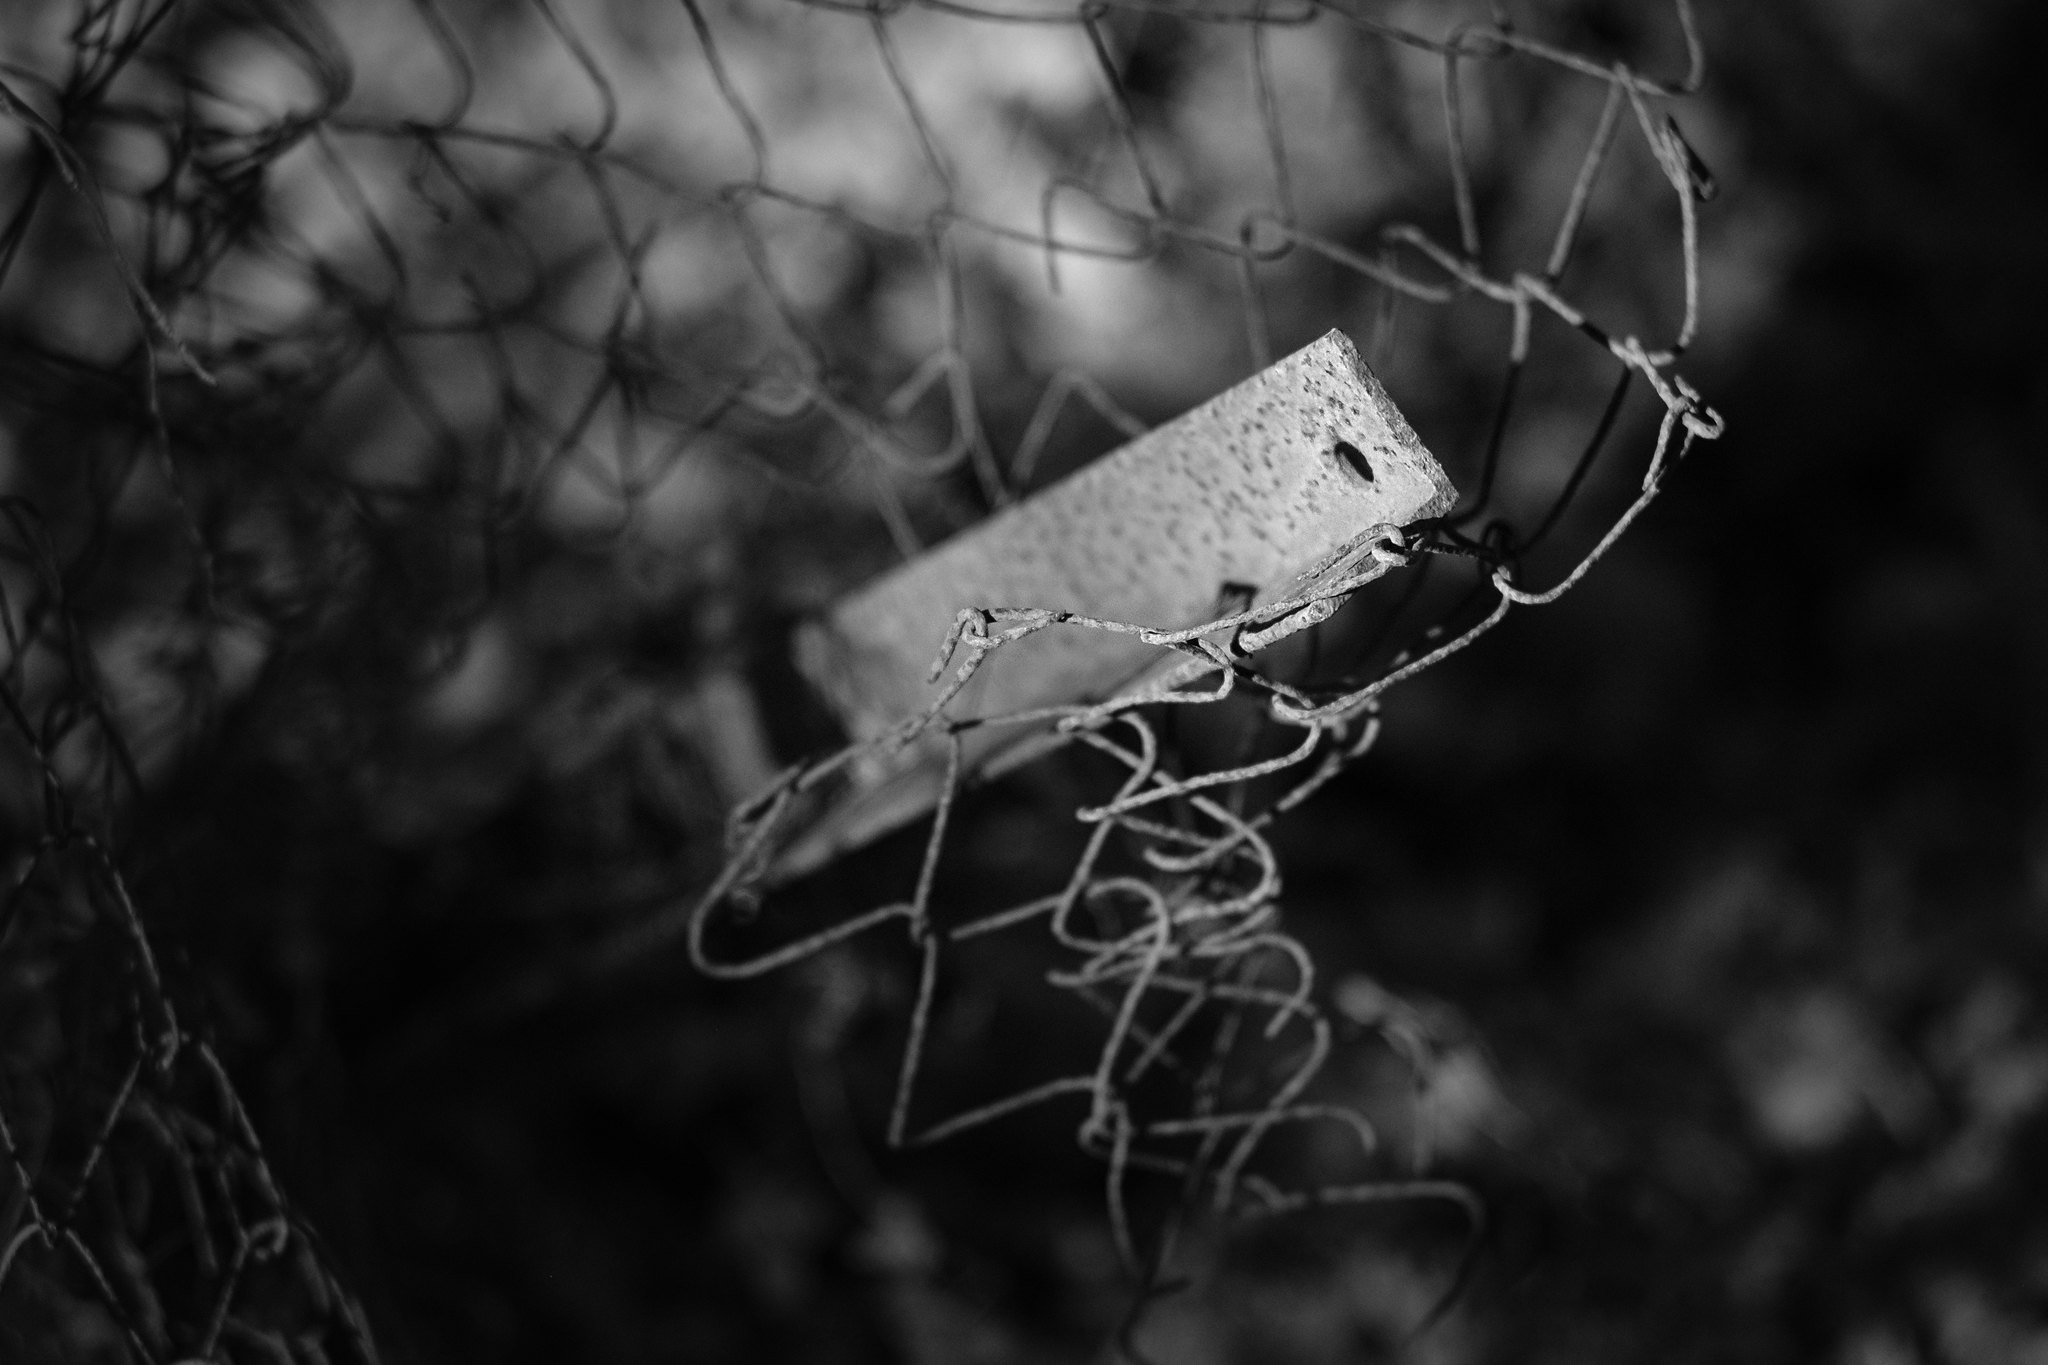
[0,1,2043,1361]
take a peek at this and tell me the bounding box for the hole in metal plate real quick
[1334,439,1374,482]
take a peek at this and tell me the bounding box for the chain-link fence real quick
[1,1,1719,1359]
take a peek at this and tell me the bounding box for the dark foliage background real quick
[2,1,2044,1362]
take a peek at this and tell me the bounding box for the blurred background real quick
[0,0,2043,1361]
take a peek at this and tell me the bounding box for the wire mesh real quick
[0,0,1721,1358]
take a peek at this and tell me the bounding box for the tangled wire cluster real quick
[0,0,1718,1358]
[671,0,1723,1330]
[693,356,1720,1325]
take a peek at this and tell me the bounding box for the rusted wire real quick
[0,0,1721,1357]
